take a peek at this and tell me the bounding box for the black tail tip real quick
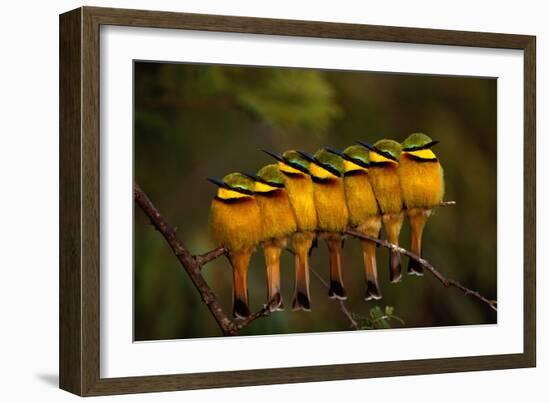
[328,281,347,300]
[407,257,424,276]
[364,280,383,301]
[268,293,285,312]
[389,251,402,283]
[292,292,312,311]
[233,298,251,319]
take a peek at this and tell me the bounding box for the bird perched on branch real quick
[327,145,383,300]
[298,149,349,300]
[243,165,297,311]
[398,133,445,275]
[357,139,404,283]
[208,173,262,319]
[263,150,317,311]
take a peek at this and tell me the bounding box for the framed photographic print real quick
[59,6,536,396]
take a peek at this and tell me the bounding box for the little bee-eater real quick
[263,150,317,311]
[243,164,298,311]
[208,173,262,319]
[327,145,383,300]
[298,149,349,300]
[399,133,445,275]
[357,139,404,283]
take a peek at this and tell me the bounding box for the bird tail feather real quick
[326,237,347,300]
[362,239,382,300]
[383,213,404,283]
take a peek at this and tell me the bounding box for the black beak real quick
[262,149,285,163]
[296,150,316,163]
[356,140,376,151]
[241,172,262,182]
[325,147,345,158]
[207,177,228,188]
[426,140,440,148]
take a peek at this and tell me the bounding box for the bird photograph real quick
[133,61,497,341]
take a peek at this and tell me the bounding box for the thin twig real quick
[440,201,456,207]
[195,246,226,267]
[345,229,497,312]
[235,299,278,330]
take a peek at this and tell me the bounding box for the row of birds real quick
[208,133,445,319]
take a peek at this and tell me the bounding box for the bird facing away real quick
[398,133,445,275]
[208,173,262,319]
[358,139,404,283]
[244,164,298,311]
[263,150,317,311]
[328,145,383,300]
[298,149,349,300]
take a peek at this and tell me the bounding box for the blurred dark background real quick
[133,61,497,341]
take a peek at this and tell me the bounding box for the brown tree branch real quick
[134,182,271,336]
[345,229,497,312]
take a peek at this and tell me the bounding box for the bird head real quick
[243,164,285,194]
[401,133,440,161]
[262,149,311,176]
[327,145,370,174]
[297,149,344,180]
[358,139,401,165]
[208,172,255,200]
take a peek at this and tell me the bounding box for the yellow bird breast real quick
[344,172,379,227]
[209,197,262,251]
[313,179,349,232]
[255,189,297,240]
[398,154,444,209]
[284,174,318,232]
[368,165,403,214]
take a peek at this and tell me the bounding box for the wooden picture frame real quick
[59,6,536,396]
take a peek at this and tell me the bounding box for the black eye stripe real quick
[344,156,369,168]
[285,161,310,174]
[317,162,342,177]
[374,149,397,161]
[230,187,254,195]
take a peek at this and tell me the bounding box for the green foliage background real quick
[134,61,497,341]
